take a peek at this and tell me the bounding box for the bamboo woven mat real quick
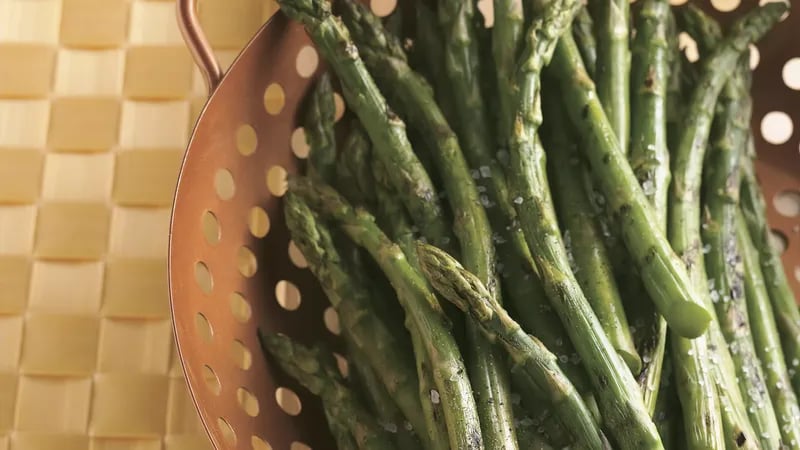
[0,1,277,448]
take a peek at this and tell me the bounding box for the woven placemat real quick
[0,1,277,448]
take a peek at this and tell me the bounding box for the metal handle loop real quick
[177,0,224,95]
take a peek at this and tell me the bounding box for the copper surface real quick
[170,1,800,449]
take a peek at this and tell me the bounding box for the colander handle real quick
[177,0,224,95]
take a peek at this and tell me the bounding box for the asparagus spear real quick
[433,0,591,399]
[305,72,337,183]
[260,334,398,450]
[631,1,713,432]
[493,0,524,149]
[741,151,800,397]
[742,159,800,379]
[738,212,800,449]
[545,105,640,373]
[513,404,557,450]
[277,0,452,250]
[572,6,596,78]
[551,1,788,339]
[435,0,495,175]
[346,342,422,449]
[630,0,671,229]
[674,8,769,449]
[282,193,427,435]
[325,407,360,450]
[507,1,664,447]
[702,61,782,449]
[336,6,518,448]
[370,157,450,450]
[290,176,484,450]
[417,243,605,450]
[336,123,376,208]
[589,0,630,155]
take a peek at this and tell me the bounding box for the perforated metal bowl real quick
[169,1,800,449]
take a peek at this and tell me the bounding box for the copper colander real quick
[169,0,800,448]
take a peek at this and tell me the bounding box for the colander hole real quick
[230,292,252,323]
[276,280,302,311]
[784,58,800,90]
[194,262,214,294]
[236,124,258,156]
[217,417,237,445]
[324,307,341,335]
[370,0,397,17]
[266,165,288,197]
[333,93,345,122]
[710,0,741,12]
[215,169,236,200]
[202,365,221,395]
[195,312,214,342]
[678,32,699,63]
[276,387,303,416]
[290,443,311,450]
[238,246,258,278]
[476,0,493,28]
[288,240,309,268]
[231,339,253,370]
[333,352,349,378]
[237,387,260,417]
[264,83,286,115]
[202,210,221,245]
[761,111,794,145]
[669,0,688,5]
[749,45,760,70]
[291,127,310,159]
[770,229,788,254]
[252,436,273,450]
[249,206,271,238]
[774,190,800,217]
[296,46,319,79]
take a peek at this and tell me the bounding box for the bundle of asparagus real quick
[258,0,796,448]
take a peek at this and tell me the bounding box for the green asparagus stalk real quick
[631,0,710,431]
[346,342,423,449]
[652,364,681,450]
[493,0,524,147]
[552,30,714,338]
[277,0,452,250]
[325,407,360,450]
[572,6,596,78]
[371,159,418,264]
[738,212,800,449]
[282,193,427,436]
[630,0,671,229]
[433,0,591,399]
[336,123,376,208]
[289,176,484,450]
[740,152,800,397]
[305,72,337,183]
[336,5,518,447]
[589,0,630,155]
[507,1,664,447]
[675,3,722,56]
[513,404,556,450]
[702,60,782,449]
[417,243,606,450]
[435,0,495,175]
[370,157,450,450]
[545,107,641,373]
[672,8,767,449]
[261,334,398,450]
